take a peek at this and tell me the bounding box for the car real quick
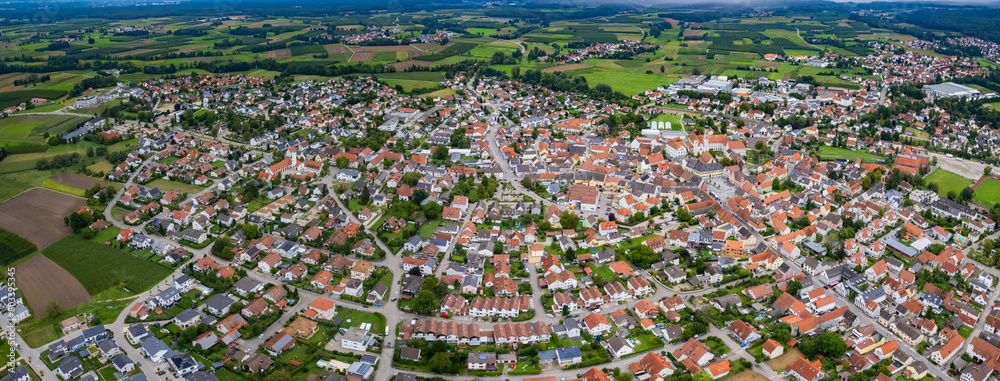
[387,341,392,348]
[258,334,264,339]
[391,298,397,302]
[363,305,369,308]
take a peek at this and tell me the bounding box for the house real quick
[762,339,783,359]
[55,356,84,379]
[111,356,135,374]
[304,298,337,320]
[342,327,375,351]
[786,358,825,381]
[673,339,714,365]
[556,346,583,366]
[583,312,612,336]
[729,320,760,345]
[263,332,296,356]
[603,334,635,358]
[633,351,676,380]
[232,277,263,297]
[204,294,236,316]
[139,337,171,363]
[168,353,199,377]
[468,352,497,371]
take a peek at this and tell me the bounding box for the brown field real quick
[49,173,102,189]
[15,255,91,318]
[411,42,440,51]
[267,48,291,58]
[767,348,805,372]
[388,61,435,70]
[757,61,782,67]
[431,42,454,53]
[185,57,217,63]
[0,188,83,249]
[349,52,374,62]
[543,64,591,73]
[336,25,363,30]
[324,44,352,54]
[683,30,705,37]
[728,371,769,381]
[353,45,421,54]
[686,40,705,45]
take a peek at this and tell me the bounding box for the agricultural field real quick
[15,254,91,320]
[0,114,88,147]
[0,188,83,249]
[42,234,173,297]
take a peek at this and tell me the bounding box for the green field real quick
[650,113,684,131]
[579,71,679,95]
[974,178,1000,208]
[0,114,88,146]
[42,235,172,296]
[926,169,973,198]
[146,179,206,194]
[816,146,883,162]
[40,178,87,197]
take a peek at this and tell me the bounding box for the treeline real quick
[13,73,50,86]
[649,21,673,38]
[69,75,118,98]
[140,58,396,78]
[895,8,1000,44]
[35,152,81,170]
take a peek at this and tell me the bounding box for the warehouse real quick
[923,82,982,99]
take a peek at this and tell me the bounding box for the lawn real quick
[926,169,973,198]
[650,112,684,130]
[0,114,87,146]
[336,309,386,333]
[417,220,441,238]
[42,235,172,296]
[974,177,1000,208]
[816,145,883,162]
[145,179,206,194]
[21,298,131,348]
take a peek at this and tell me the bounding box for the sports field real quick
[974,177,1000,207]
[926,169,973,198]
[816,146,883,162]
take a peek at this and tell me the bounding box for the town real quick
[0,4,999,381]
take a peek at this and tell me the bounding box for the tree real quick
[429,352,453,373]
[359,186,371,206]
[562,305,570,316]
[692,370,713,381]
[786,279,803,296]
[614,372,634,381]
[559,211,579,230]
[676,207,692,222]
[987,166,993,176]
[402,172,421,187]
[626,245,659,268]
[800,331,847,358]
[771,323,792,343]
[45,300,62,317]
[413,290,437,315]
[336,157,349,169]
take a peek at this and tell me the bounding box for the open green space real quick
[42,235,172,296]
[974,178,1000,208]
[145,179,206,194]
[926,169,973,198]
[816,145,883,162]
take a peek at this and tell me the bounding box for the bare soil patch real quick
[729,371,769,381]
[431,43,453,53]
[324,44,352,54]
[683,30,706,37]
[49,173,103,189]
[0,188,82,249]
[767,348,804,372]
[336,25,363,30]
[185,57,217,63]
[411,43,440,51]
[15,255,91,317]
[388,61,435,70]
[354,45,415,53]
[349,52,374,62]
[757,61,782,67]
[542,64,591,73]
[267,49,291,58]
